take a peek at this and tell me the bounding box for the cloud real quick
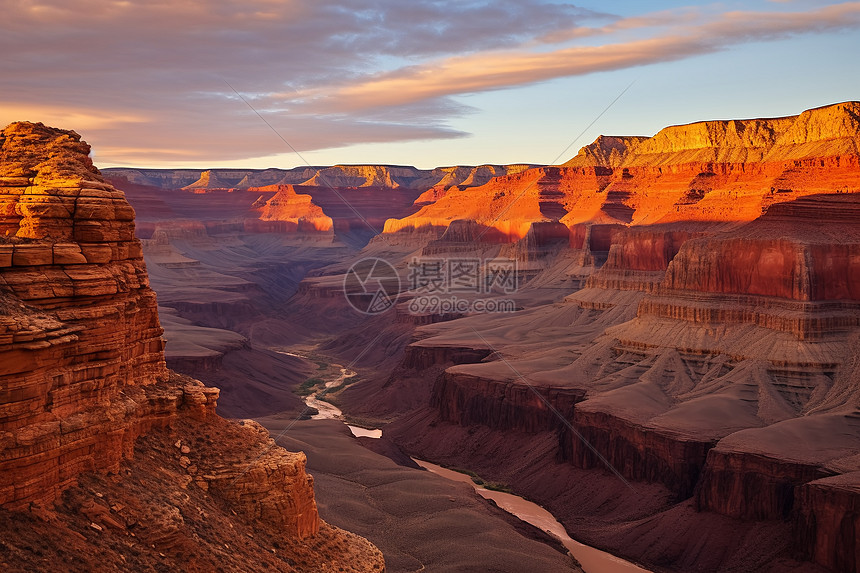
[0,103,149,131]
[304,2,860,111]
[1,1,857,165]
[0,0,605,164]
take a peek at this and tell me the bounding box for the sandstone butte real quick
[0,122,385,572]
[251,184,335,233]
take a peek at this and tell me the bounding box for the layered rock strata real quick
[0,122,384,571]
[106,163,536,192]
[0,121,169,508]
[384,102,860,249]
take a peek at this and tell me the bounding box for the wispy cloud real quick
[0,0,603,164]
[0,1,857,165]
[303,2,860,110]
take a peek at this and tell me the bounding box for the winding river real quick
[414,460,651,573]
[281,350,382,438]
[286,351,650,573]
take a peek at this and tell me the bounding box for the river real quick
[414,459,651,573]
[281,350,382,438]
[287,350,650,573]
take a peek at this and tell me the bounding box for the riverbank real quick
[416,459,651,573]
[282,349,653,573]
[260,417,581,573]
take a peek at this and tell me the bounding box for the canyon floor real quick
[272,419,580,572]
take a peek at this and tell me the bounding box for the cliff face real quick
[181,169,233,190]
[636,193,860,344]
[0,122,169,508]
[383,102,860,248]
[253,184,334,233]
[297,165,403,188]
[565,101,860,167]
[664,195,860,303]
[431,370,583,434]
[0,122,384,571]
[576,225,711,302]
[795,472,860,573]
[104,163,535,192]
[566,135,650,168]
[383,166,579,240]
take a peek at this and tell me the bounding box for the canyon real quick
[3,101,859,573]
[0,122,385,572]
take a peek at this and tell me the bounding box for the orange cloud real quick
[2,0,856,165]
[303,2,860,111]
[0,104,148,131]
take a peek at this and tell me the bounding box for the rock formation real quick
[252,184,334,233]
[0,121,169,508]
[384,102,860,248]
[329,104,860,573]
[104,163,535,192]
[565,101,860,168]
[105,162,541,249]
[181,169,235,191]
[296,165,403,188]
[0,122,384,571]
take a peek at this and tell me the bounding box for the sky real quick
[1,0,858,169]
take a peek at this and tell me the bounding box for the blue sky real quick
[1,0,858,169]
[347,15,859,168]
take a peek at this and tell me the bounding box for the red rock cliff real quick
[639,193,860,342]
[0,122,175,508]
[565,101,860,168]
[384,102,860,246]
[0,123,352,556]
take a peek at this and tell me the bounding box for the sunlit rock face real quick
[0,121,321,543]
[384,102,860,250]
[251,184,335,233]
[566,101,860,167]
[0,122,172,510]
